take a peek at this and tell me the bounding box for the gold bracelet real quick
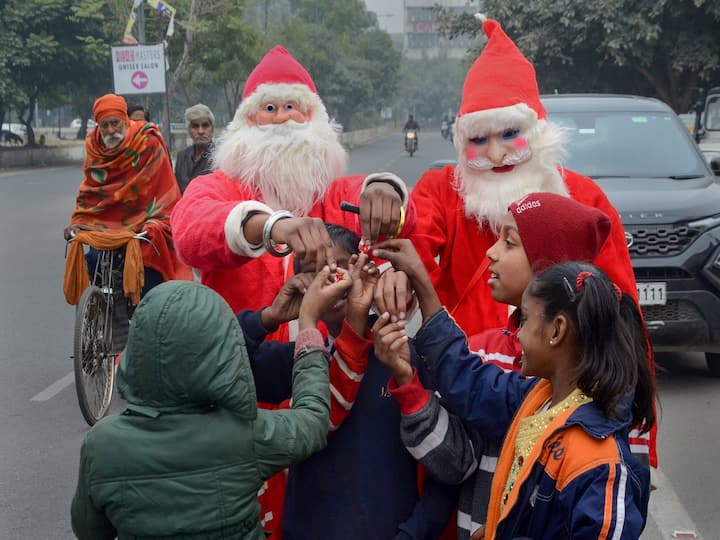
[391,205,406,239]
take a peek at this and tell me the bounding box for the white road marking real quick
[648,468,702,539]
[31,372,74,402]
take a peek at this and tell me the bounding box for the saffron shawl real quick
[68,123,191,297]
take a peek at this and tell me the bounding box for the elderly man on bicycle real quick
[63,93,191,308]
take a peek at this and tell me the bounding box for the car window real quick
[548,111,707,178]
[706,96,720,131]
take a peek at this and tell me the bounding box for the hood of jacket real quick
[117,280,257,419]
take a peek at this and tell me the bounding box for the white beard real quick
[212,117,347,216]
[102,132,124,149]
[455,121,569,234]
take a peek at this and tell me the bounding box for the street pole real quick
[137,3,145,44]
[163,42,172,154]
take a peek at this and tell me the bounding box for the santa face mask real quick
[465,127,533,173]
[455,121,568,234]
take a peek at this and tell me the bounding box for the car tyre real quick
[705,353,720,377]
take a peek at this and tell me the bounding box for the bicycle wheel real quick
[73,286,115,426]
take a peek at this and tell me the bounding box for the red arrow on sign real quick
[131,70,149,90]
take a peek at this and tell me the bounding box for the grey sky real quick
[364,0,404,33]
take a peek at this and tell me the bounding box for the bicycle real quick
[66,230,152,426]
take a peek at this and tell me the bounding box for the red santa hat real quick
[510,192,612,273]
[455,16,546,137]
[242,45,317,99]
[233,45,326,126]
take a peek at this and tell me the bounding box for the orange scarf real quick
[64,230,144,305]
[65,122,191,305]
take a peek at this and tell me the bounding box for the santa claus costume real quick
[408,17,656,468]
[170,46,416,539]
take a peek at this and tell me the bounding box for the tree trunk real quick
[636,65,675,110]
[18,98,37,147]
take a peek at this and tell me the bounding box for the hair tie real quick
[576,271,593,293]
[612,283,622,302]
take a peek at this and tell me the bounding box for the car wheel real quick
[705,353,720,377]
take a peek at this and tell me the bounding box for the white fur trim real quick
[224,200,273,257]
[362,172,409,205]
[456,103,538,138]
[474,13,487,22]
[232,83,327,129]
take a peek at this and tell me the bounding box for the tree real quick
[0,0,70,146]
[179,2,262,119]
[436,0,720,112]
[269,0,402,130]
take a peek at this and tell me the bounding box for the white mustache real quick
[102,134,124,148]
[466,147,533,171]
[255,120,310,133]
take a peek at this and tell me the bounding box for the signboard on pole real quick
[111,44,166,95]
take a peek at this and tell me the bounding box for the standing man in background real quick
[127,104,150,122]
[174,103,215,193]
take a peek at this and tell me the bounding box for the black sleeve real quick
[237,309,294,404]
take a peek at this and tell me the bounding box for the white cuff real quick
[362,172,409,205]
[224,200,273,257]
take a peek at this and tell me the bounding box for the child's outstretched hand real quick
[373,268,412,323]
[371,238,428,284]
[261,273,314,330]
[298,266,353,330]
[346,253,379,334]
[372,312,413,386]
[373,238,441,323]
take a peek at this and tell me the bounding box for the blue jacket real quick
[238,310,459,540]
[415,309,650,540]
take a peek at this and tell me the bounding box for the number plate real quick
[636,282,666,306]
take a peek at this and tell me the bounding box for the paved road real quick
[0,130,718,539]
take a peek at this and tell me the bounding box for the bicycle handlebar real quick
[68,229,149,240]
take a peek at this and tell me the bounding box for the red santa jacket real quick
[170,170,415,313]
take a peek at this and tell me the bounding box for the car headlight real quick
[688,214,720,230]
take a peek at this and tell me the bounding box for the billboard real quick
[111,44,166,95]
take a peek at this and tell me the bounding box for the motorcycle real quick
[404,129,418,157]
[440,121,450,140]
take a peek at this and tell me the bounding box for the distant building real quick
[403,0,482,59]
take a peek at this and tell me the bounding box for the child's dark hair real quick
[527,262,656,432]
[292,223,360,274]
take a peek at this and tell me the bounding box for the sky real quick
[364,0,404,34]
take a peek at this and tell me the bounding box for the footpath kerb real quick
[0,125,391,170]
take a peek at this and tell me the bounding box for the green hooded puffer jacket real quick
[71,280,330,540]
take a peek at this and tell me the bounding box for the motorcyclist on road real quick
[403,114,420,132]
[403,114,420,150]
